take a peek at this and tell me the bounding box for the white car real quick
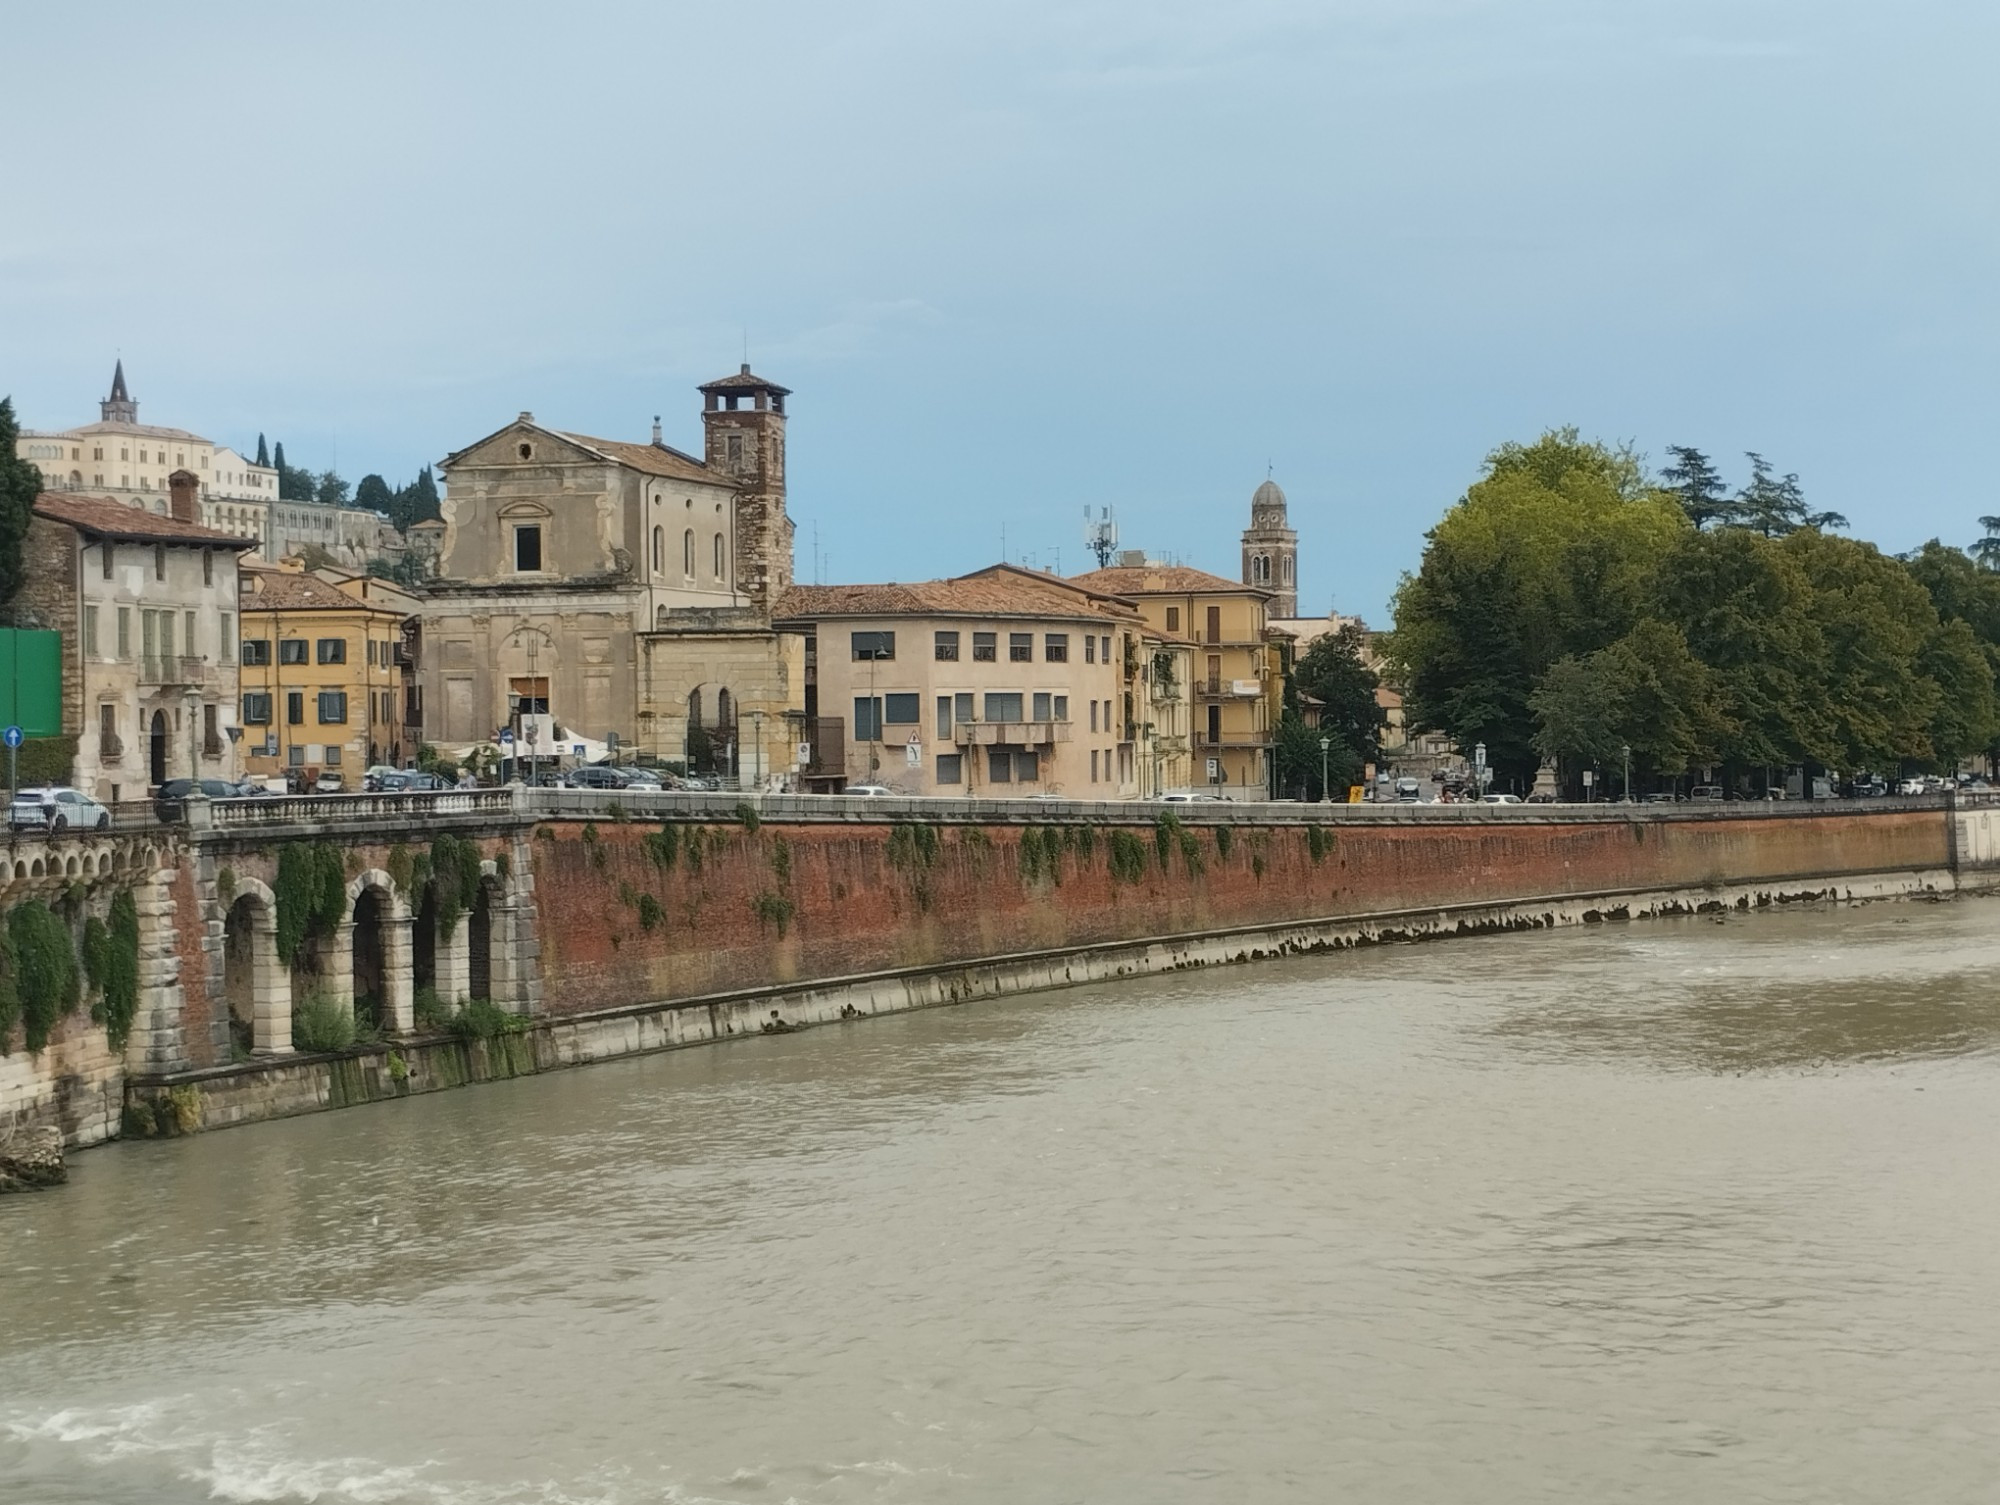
[9,787,112,832]
[844,784,895,796]
[1481,793,1523,805]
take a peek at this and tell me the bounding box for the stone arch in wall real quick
[337,869,414,1034]
[223,877,292,1055]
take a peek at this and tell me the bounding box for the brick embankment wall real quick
[529,808,1950,1017]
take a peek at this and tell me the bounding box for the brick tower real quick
[699,365,794,613]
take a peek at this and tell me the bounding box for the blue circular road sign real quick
[2,725,22,749]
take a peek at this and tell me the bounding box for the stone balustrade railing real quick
[197,787,522,831]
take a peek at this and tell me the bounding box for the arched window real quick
[1283,556,1294,584]
[688,687,703,728]
[651,525,663,573]
[712,532,725,578]
[683,529,694,576]
[716,688,733,728]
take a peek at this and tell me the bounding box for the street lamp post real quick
[1622,743,1632,804]
[1319,735,1330,803]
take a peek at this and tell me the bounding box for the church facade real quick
[413,366,804,782]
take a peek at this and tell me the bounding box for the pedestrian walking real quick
[38,783,57,833]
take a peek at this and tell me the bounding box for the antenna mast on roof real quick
[1084,505,1118,569]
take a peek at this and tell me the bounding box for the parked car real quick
[1898,777,1926,796]
[564,765,630,790]
[9,786,113,832]
[362,765,402,792]
[620,767,666,789]
[844,784,894,796]
[1687,786,1726,802]
[314,771,347,794]
[1481,793,1523,805]
[152,778,248,823]
[1158,792,1197,803]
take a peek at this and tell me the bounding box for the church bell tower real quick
[698,364,794,612]
[101,359,137,424]
[1241,476,1298,617]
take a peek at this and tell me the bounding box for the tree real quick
[0,398,39,616]
[1733,453,1846,537]
[1292,626,1385,767]
[1660,446,1736,529]
[1529,654,1625,776]
[1272,709,1360,801]
[354,474,392,514]
[1387,428,1687,789]
[254,433,269,468]
[388,466,441,533]
[1974,516,2000,570]
[314,470,350,507]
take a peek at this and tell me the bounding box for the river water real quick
[6,898,2000,1504]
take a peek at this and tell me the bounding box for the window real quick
[280,639,308,665]
[288,744,305,767]
[984,692,1023,723]
[934,631,960,661]
[713,533,725,577]
[1091,750,1099,782]
[219,613,233,661]
[82,606,98,657]
[1016,749,1039,781]
[1045,633,1068,662]
[650,525,663,573]
[936,753,963,785]
[683,529,694,575]
[99,704,117,751]
[1033,692,1052,722]
[117,607,131,658]
[160,613,175,660]
[1284,557,1293,584]
[987,748,1013,784]
[202,550,213,585]
[850,630,896,661]
[1053,695,1068,722]
[514,524,543,572]
[954,692,974,725]
[1166,607,1180,632]
[1085,635,1095,664]
[316,637,347,664]
[242,638,271,665]
[153,545,165,581]
[1102,635,1111,663]
[243,693,273,724]
[1008,632,1032,662]
[972,632,997,662]
[727,434,743,463]
[366,640,375,667]
[853,696,883,741]
[184,611,197,658]
[101,543,114,580]
[287,692,304,725]
[1090,701,1098,732]
[1206,606,1221,642]
[936,696,953,737]
[884,693,920,725]
[324,746,342,767]
[317,691,348,724]
[203,703,221,757]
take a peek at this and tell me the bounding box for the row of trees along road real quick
[1387,429,2000,797]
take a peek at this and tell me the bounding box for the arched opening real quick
[351,887,389,1032]
[683,528,694,576]
[413,884,437,999]
[224,885,291,1055]
[149,710,168,787]
[713,532,725,578]
[468,881,494,1003]
[651,525,664,573]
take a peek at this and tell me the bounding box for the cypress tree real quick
[255,433,269,468]
[0,397,42,618]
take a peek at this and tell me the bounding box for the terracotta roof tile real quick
[1069,564,1271,598]
[777,568,1142,625]
[33,492,255,547]
[557,432,720,486]
[699,365,792,395]
[239,566,406,613]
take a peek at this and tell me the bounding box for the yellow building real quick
[237,561,410,787]
[1070,562,1278,798]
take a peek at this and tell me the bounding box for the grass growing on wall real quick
[1155,812,1183,864]
[1214,826,1233,861]
[1018,825,1063,885]
[1306,825,1333,865]
[292,988,356,1053]
[643,824,680,870]
[752,891,796,937]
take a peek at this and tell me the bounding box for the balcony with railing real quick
[951,720,1072,747]
[138,654,212,687]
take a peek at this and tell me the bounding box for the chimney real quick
[168,469,200,524]
[651,415,663,446]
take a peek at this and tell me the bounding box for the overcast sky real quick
[5,1,1995,619]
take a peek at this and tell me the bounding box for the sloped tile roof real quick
[777,569,1142,625]
[33,492,255,547]
[557,433,722,486]
[1070,564,1272,599]
[240,567,409,615]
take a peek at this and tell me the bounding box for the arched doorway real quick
[467,882,493,1003]
[351,887,388,1032]
[149,710,168,787]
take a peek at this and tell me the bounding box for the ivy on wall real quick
[427,835,483,940]
[85,891,141,1050]
[276,843,348,965]
[8,900,79,1053]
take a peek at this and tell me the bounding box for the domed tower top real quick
[1241,473,1299,617]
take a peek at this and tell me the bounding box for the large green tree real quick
[1292,626,1385,768]
[0,398,42,617]
[1733,453,1847,536]
[1660,446,1735,530]
[1388,429,1686,788]
[354,473,392,514]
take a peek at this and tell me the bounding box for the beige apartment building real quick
[1071,561,1279,798]
[19,474,254,801]
[775,567,1152,797]
[18,363,277,553]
